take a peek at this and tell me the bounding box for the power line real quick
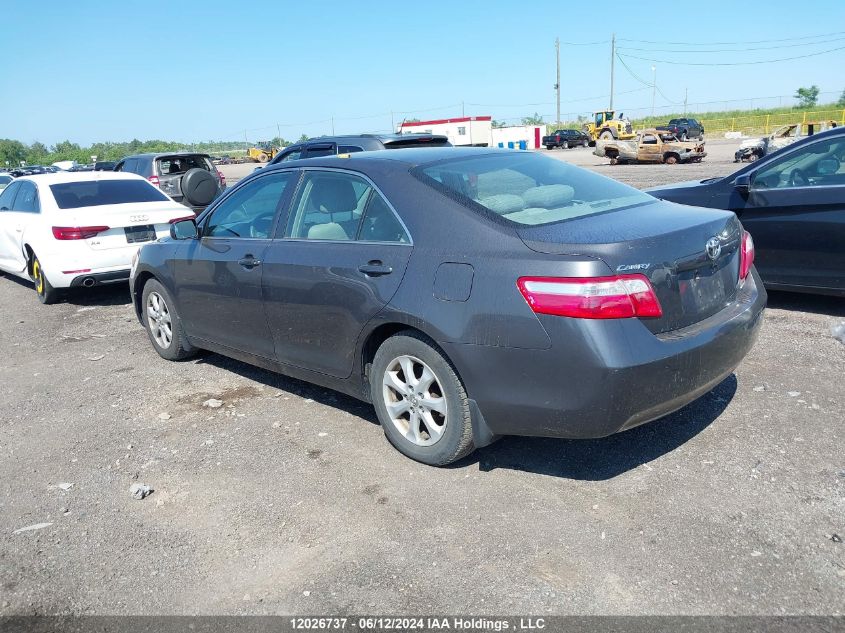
[618,44,845,65]
[617,30,845,45]
[617,35,845,54]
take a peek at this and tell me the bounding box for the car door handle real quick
[358,261,393,277]
[238,256,262,269]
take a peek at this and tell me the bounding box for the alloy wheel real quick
[146,291,173,349]
[382,355,447,446]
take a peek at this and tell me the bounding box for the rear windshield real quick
[50,180,169,209]
[415,152,654,226]
[156,155,212,175]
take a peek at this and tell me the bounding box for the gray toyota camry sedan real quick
[130,148,765,465]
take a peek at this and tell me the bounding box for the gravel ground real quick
[1,141,843,616]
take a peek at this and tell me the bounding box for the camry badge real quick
[705,237,722,261]
[130,214,149,223]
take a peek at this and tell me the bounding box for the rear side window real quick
[338,145,364,154]
[0,175,13,186]
[13,181,40,213]
[117,158,138,174]
[417,153,653,227]
[304,145,336,158]
[50,180,169,209]
[0,181,21,209]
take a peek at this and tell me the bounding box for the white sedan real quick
[0,171,192,304]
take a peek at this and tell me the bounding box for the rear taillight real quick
[148,175,160,187]
[216,169,226,185]
[739,230,754,281]
[517,274,663,319]
[52,226,110,240]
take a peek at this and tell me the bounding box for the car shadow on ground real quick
[0,275,132,307]
[195,351,736,481]
[765,290,845,318]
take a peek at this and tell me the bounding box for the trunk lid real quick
[70,201,188,251]
[517,200,743,334]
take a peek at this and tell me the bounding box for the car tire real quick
[31,254,62,304]
[545,145,553,150]
[371,331,475,466]
[180,168,219,208]
[562,140,569,149]
[665,154,679,164]
[141,279,196,361]
[599,130,614,140]
[582,139,589,147]
[748,153,759,162]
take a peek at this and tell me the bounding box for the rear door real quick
[262,169,412,378]
[3,181,40,273]
[0,181,24,271]
[175,170,296,358]
[719,134,845,291]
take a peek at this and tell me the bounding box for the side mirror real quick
[170,218,198,240]
[733,173,752,193]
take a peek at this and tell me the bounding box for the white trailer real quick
[399,116,493,147]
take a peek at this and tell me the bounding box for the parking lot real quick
[1,140,844,616]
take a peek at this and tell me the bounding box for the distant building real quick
[398,116,543,149]
[399,116,493,147]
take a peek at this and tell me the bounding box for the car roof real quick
[18,170,146,185]
[263,147,517,171]
[303,132,447,143]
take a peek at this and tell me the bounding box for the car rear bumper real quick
[443,269,766,439]
[69,269,130,288]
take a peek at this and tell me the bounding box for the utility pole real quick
[555,37,561,126]
[462,101,465,117]
[390,110,395,132]
[683,88,688,115]
[331,116,335,135]
[609,32,616,110]
[651,65,656,116]
[276,123,281,143]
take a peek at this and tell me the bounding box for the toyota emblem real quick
[705,237,722,261]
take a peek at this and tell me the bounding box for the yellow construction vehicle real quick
[582,110,635,145]
[247,143,279,163]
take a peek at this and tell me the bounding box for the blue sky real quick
[2,0,844,145]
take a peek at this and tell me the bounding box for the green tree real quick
[0,139,28,167]
[297,134,310,143]
[491,120,507,128]
[521,112,545,125]
[794,85,820,108]
[838,88,845,107]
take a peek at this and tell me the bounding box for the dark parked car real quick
[94,160,117,171]
[648,126,845,296]
[130,148,764,465]
[656,118,705,141]
[542,129,590,149]
[115,152,225,214]
[266,133,451,166]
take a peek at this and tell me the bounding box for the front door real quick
[174,170,297,358]
[720,133,845,292]
[262,169,413,378]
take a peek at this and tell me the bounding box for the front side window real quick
[279,147,302,162]
[416,152,654,227]
[13,181,39,213]
[752,137,845,190]
[50,180,168,209]
[205,172,293,239]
